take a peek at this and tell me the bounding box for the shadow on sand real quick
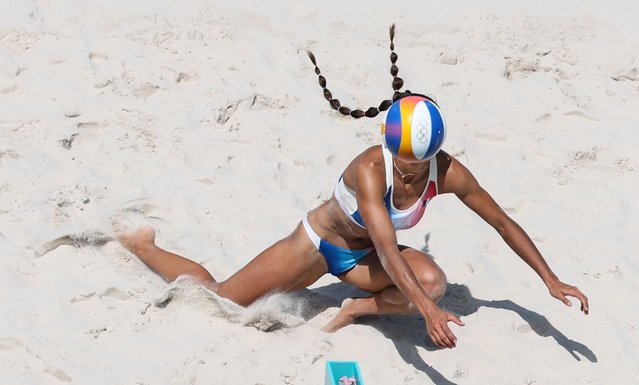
[295,282,596,385]
[441,283,597,363]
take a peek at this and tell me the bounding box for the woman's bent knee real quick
[417,267,447,302]
[397,246,448,302]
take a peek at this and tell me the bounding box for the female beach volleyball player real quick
[118,25,588,349]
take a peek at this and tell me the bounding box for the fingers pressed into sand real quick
[437,324,456,348]
[449,312,465,326]
[430,329,446,348]
[426,306,464,348]
[572,287,589,314]
[550,282,589,315]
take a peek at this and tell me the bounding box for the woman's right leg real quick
[321,246,447,332]
[118,222,328,307]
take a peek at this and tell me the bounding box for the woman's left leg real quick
[118,221,329,307]
[118,227,216,285]
[322,246,447,332]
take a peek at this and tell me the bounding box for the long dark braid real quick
[306,50,391,118]
[389,24,404,92]
[307,24,434,119]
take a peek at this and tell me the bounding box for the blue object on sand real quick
[325,360,364,385]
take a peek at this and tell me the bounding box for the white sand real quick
[1,0,638,384]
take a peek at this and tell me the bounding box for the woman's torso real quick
[308,145,448,250]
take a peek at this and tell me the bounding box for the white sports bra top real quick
[334,146,438,230]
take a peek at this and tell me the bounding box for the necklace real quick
[393,159,429,182]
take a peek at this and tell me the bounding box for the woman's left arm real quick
[440,153,589,314]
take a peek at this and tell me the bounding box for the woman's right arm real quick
[354,157,463,348]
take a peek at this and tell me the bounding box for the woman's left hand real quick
[547,280,589,315]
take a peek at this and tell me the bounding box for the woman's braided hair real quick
[307,24,436,119]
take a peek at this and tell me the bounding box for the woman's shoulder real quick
[360,145,384,161]
[354,145,387,175]
[435,150,478,194]
[435,150,454,172]
[341,145,386,191]
[343,145,384,171]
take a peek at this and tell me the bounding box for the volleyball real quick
[381,95,447,162]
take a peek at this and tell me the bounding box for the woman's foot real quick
[117,226,156,256]
[321,298,363,332]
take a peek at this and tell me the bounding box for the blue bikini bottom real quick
[302,216,374,276]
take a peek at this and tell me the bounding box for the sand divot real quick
[613,67,638,82]
[110,202,164,235]
[0,149,20,160]
[32,229,115,258]
[0,83,18,94]
[88,52,109,62]
[0,337,73,383]
[553,147,599,185]
[161,67,199,83]
[132,83,160,99]
[216,99,242,125]
[43,365,73,383]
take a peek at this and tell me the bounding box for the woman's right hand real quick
[424,305,465,348]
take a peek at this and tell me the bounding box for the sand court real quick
[1,1,638,383]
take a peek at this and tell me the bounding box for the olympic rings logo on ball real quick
[417,119,430,144]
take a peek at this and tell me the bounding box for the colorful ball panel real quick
[381,96,446,162]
